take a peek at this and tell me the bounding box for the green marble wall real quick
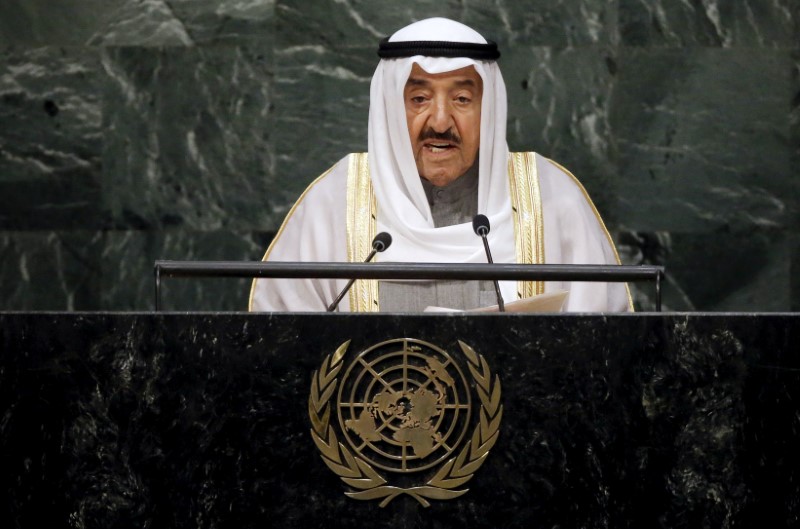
[0,0,797,311]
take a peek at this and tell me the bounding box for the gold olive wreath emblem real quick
[308,339,503,507]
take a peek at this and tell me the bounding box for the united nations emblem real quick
[308,338,503,507]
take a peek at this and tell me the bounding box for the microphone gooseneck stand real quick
[472,214,505,312]
[327,232,393,312]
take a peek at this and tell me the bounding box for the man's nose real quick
[428,99,453,132]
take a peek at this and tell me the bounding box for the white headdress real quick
[368,17,516,299]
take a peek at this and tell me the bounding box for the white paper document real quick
[424,289,569,313]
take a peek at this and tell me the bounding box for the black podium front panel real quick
[1,313,798,528]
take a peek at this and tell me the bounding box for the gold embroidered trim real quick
[248,165,336,311]
[508,152,545,298]
[346,153,379,312]
[544,157,634,311]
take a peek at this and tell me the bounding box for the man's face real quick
[404,64,483,187]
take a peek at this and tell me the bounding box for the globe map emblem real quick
[337,338,472,473]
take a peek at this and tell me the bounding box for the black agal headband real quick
[377,37,500,61]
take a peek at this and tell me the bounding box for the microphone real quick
[327,232,392,312]
[472,214,505,312]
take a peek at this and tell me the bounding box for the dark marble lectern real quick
[1,313,798,528]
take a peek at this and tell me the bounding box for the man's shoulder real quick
[508,151,560,171]
[514,152,594,206]
[308,154,352,187]
[289,155,351,209]
[508,151,577,184]
[507,151,560,172]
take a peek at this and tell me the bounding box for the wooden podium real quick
[1,312,798,528]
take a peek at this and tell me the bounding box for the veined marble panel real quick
[0,230,271,311]
[101,46,276,231]
[617,229,791,311]
[271,45,372,202]
[166,0,275,45]
[90,0,276,46]
[457,0,618,47]
[0,0,127,47]
[96,229,271,311]
[276,0,617,48]
[611,48,793,233]
[792,52,799,311]
[792,50,799,227]
[0,47,105,229]
[277,0,464,48]
[615,230,682,311]
[504,45,618,223]
[0,231,103,310]
[698,231,791,311]
[792,234,800,311]
[619,0,797,47]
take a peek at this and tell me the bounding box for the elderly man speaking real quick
[250,18,631,313]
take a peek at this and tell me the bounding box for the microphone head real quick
[472,214,490,236]
[372,232,392,252]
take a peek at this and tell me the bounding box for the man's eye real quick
[411,96,427,104]
[457,96,471,104]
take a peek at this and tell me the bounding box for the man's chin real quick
[419,167,462,187]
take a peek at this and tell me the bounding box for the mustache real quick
[418,128,461,144]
